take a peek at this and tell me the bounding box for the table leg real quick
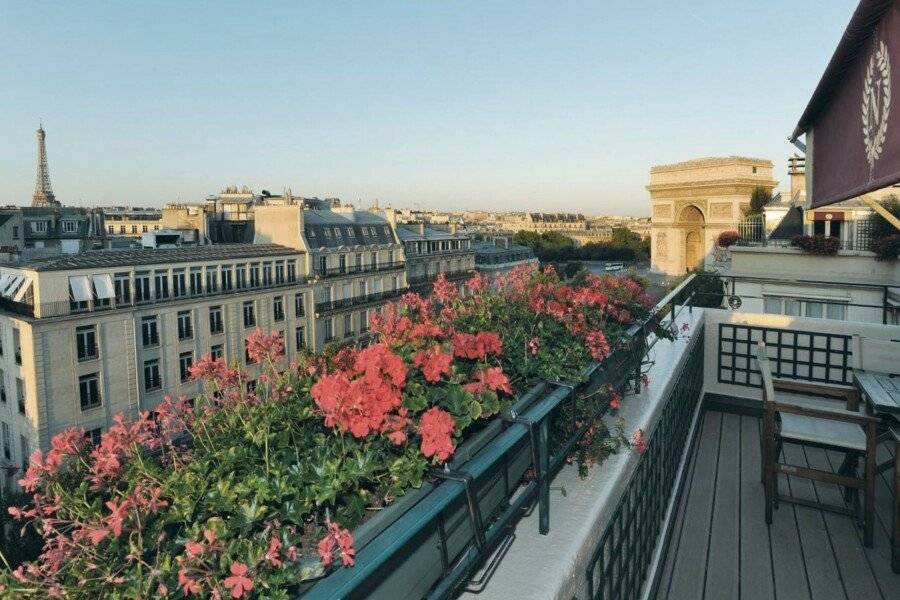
[894,439,900,574]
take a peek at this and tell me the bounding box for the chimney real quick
[418,222,426,235]
[449,222,458,234]
[788,154,806,200]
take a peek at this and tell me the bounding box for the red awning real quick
[792,0,900,207]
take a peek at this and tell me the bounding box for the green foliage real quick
[513,228,649,263]
[744,187,772,216]
[871,196,900,240]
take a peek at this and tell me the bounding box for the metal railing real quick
[314,288,408,315]
[734,237,874,252]
[585,325,705,599]
[0,276,309,320]
[407,269,473,286]
[313,261,405,279]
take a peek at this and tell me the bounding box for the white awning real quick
[69,276,92,302]
[12,280,31,302]
[92,274,115,299]
[2,275,23,299]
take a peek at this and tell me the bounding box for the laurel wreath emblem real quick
[862,40,891,170]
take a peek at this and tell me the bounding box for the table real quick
[854,370,900,573]
[855,371,900,415]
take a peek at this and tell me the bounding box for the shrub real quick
[790,234,841,255]
[871,234,900,261]
[0,267,658,598]
[716,230,741,248]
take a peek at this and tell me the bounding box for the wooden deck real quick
[655,410,899,600]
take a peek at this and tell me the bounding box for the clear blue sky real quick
[0,1,855,216]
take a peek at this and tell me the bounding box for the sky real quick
[0,1,857,216]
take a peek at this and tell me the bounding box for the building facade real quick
[253,204,407,350]
[649,156,778,275]
[397,222,475,295]
[0,244,312,492]
[474,237,538,276]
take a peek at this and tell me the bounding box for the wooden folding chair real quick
[756,342,879,547]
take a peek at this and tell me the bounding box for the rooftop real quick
[10,243,302,272]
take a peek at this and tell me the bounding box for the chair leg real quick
[864,426,876,548]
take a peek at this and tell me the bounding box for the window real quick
[179,351,194,383]
[119,225,126,234]
[319,287,332,303]
[295,293,305,317]
[143,360,161,391]
[114,273,131,305]
[154,271,169,300]
[1,422,10,459]
[20,436,28,471]
[209,306,224,335]
[263,263,273,286]
[31,221,47,233]
[371,252,378,268]
[85,427,102,446]
[135,272,151,303]
[62,220,77,233]
[131,225,138,234]
[79,373,101,410]
[0,369,5,403]
[295,326,305,350]
[249,263,260,287]
[189,268,203,295]
[206,268,218,293]
[12,225,19,239]
[173,270,186,297]
[221,266,233,291]
[323,318,334,342]
[76,325,98,361]
[275,262,285,284]
[210,344,224,360]
[236,264,247,289]
[177,310,193,340]
[318,256,327,274]
[343,314,353,338]
[287,260,297,282]
[141,316,159,347]
[13,329,21,365]
[763,295,848,321]
[243,301,256,328]
[355,253,363,271]
[273,296,285,321]
[359,310,369,332]
[339,255,347,274]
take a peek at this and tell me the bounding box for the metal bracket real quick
[502,409,551,535]
[430,467,487,551]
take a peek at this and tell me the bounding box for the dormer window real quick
[30,221,48,233]
[62,220,78,234]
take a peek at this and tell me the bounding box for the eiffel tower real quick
[32,125,60,207]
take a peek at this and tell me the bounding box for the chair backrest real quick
[754,341,776,404]
[853,334,900,375]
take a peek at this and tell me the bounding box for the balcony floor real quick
[656,410,899,600]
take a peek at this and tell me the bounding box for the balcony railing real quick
[313,261,406,279]
[407,269,474,287]
[314,288,409,316]
[734,237,874,252]
[0,276,309,320]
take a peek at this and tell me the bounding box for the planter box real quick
[303,337,646,600]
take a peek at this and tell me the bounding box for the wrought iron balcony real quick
[314,288,408,316]
[313,261,406,279]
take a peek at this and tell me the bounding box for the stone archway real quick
[678,205,705,271]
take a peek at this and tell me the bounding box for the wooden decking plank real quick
[656,406,703,599]
[704,412,742,600]
[768,449,813,600]
[803,445,883,600]
[823,447,900,595]
[663,411,723,600]
[738,415,776,600]
[780,442,846,600]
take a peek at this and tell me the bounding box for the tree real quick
[744,187,772,216]
[870,196,900,240]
